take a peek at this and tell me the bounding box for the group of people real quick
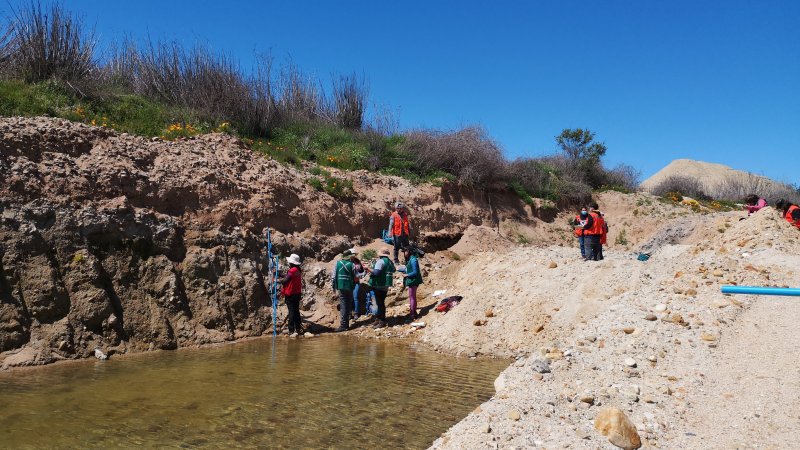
[740,194,800,229]
[276,202,422,335]
[572,202,608,261]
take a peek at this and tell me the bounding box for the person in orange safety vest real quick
[388,202,411,263]
[776,199,800,229]
[582,203,606,261]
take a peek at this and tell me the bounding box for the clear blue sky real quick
[7,1,799,183]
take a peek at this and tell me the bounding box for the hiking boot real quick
[372,320,386,329]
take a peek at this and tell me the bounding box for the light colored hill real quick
[640,158,775,194]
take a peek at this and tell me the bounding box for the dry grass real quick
[401,126,506,186]
[2,2,97,86]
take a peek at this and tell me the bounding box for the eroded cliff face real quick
[0,117,536,368]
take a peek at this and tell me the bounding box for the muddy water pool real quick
[0,336,507,449]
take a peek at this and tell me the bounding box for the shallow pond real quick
[0,336,508,449]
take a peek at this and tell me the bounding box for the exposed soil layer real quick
[0,116,537,369]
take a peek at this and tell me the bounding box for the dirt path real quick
[674,294,800,448]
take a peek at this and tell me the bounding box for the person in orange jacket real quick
[582,203,606,261]
[776,199,800,229]
[388,202,411,263]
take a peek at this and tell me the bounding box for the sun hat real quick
[379,248,391,256]
[341,249,354,257]
[287,254,301,266]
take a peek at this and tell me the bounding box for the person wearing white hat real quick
[280,253,303,334]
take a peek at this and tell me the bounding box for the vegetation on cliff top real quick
[0,2,640,206]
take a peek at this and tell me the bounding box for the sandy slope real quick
[418,202,800,448]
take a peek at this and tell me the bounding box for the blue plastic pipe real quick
[721,285,800,296]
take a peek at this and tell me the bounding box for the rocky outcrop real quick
[0,116,536,368]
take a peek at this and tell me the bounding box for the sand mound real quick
[448,225,512,257]
[640,158,778,194]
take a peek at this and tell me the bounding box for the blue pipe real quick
[721,285,800,296]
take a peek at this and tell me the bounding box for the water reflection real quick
[0,336,507,449]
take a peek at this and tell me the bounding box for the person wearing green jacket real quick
[400,246,423,320]
[331,249,356,332]
[368,248,395,328]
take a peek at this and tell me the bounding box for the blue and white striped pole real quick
[266,228,277,336]
[273,254,279,336]
[721,285,800,296]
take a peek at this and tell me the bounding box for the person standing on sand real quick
[744,194,767,216]
[582,202,606,261]
[280,254,303,335]
[398,246,423,321]
[388,202,411,263]
[331,249,356,332]
[775,199,800,229]
[368,248,396,328]
[572,206,589,259]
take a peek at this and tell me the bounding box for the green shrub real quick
[324,175,354,199]
[0,80,76,117]
[508,181,534,205]
[360,248,377,261]
[306,173,354,199]
[615,228,628,246]
[308,177,323,191]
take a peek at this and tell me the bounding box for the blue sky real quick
[8,1,800,182]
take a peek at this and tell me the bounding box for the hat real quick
[341,249,354,257]
[287,254,301,266]
[379,248,391,256]
[395,202,405,209]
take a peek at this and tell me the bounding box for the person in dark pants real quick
[572,206,589,259]
[368,248,396,328]
[280,253,303,334]
[331,249,356,332]
[582,203,606,261]
[350,255,367,319]
[388,202,411,263]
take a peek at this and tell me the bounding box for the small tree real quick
[555,128,607,188]
[556,128,606,164]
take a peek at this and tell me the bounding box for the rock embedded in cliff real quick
[594,407,642,450]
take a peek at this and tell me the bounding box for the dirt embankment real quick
[0,116,542,369]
